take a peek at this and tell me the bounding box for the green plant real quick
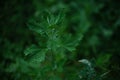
[24,9,111,80]
[24,10,83,80]
[1,0,120,80]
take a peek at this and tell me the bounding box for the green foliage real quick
[96,54,112,70]
[1,0,120,80]
[24,11,83,79]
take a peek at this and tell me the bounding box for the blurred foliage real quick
[0,0,120,80]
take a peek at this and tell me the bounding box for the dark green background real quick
[0,0,120,80]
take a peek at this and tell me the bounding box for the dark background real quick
[0,0,120,80]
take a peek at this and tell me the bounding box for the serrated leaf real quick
[24,45,40,56]
[29,49,47,63]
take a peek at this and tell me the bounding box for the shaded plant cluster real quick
[0,0,120,80]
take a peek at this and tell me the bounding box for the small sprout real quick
[78,59,91,67]
[78,59,97,80]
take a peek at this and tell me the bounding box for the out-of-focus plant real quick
[78,59,110,80]
[1,0,120,80]
[24,10,83,80]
